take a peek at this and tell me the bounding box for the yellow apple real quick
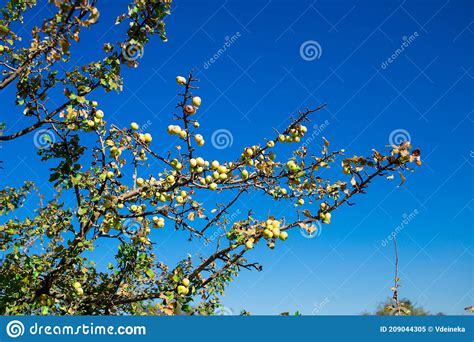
[144,133,152,143]
[192,96,202,107]
[176,76,187,85]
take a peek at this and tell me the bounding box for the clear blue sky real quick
[0,0,473,315]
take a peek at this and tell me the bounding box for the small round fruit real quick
[136,177,145,186]
[166,175,175,184]
[184,105,195,114]
[130,122,139,130]
[192,96,202,107]
[182,278,190,287]
[176,76,187,85]
[245,240,254,249]
[279,231,288,241]
[209,183,218,191]
[244,147,253,157]
[144,133,152,143]
[177,285,189,295]
[263,229,273,239]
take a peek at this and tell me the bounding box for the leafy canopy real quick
[0,0,421,315]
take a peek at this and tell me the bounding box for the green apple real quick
[177,285,189,295]
[196,157,205,167]
[263,229,273,239]
[192,96,202,107]
[166,175,175,184]
[244,147,253,157]
[209,183,218,190]
[279,231,288,241]
[272,227,281,238]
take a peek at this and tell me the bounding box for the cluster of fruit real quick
[176,277,191,296]
[277,124,308,143]
[318,202,331,224]
[73,281,84,296]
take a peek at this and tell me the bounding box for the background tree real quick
[0,0,421,315]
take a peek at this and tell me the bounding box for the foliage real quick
[0,0,421,315]
[369,298,443,316]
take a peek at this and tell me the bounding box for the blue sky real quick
[0,0,473,315]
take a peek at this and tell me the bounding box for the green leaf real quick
[145,269,154,278]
